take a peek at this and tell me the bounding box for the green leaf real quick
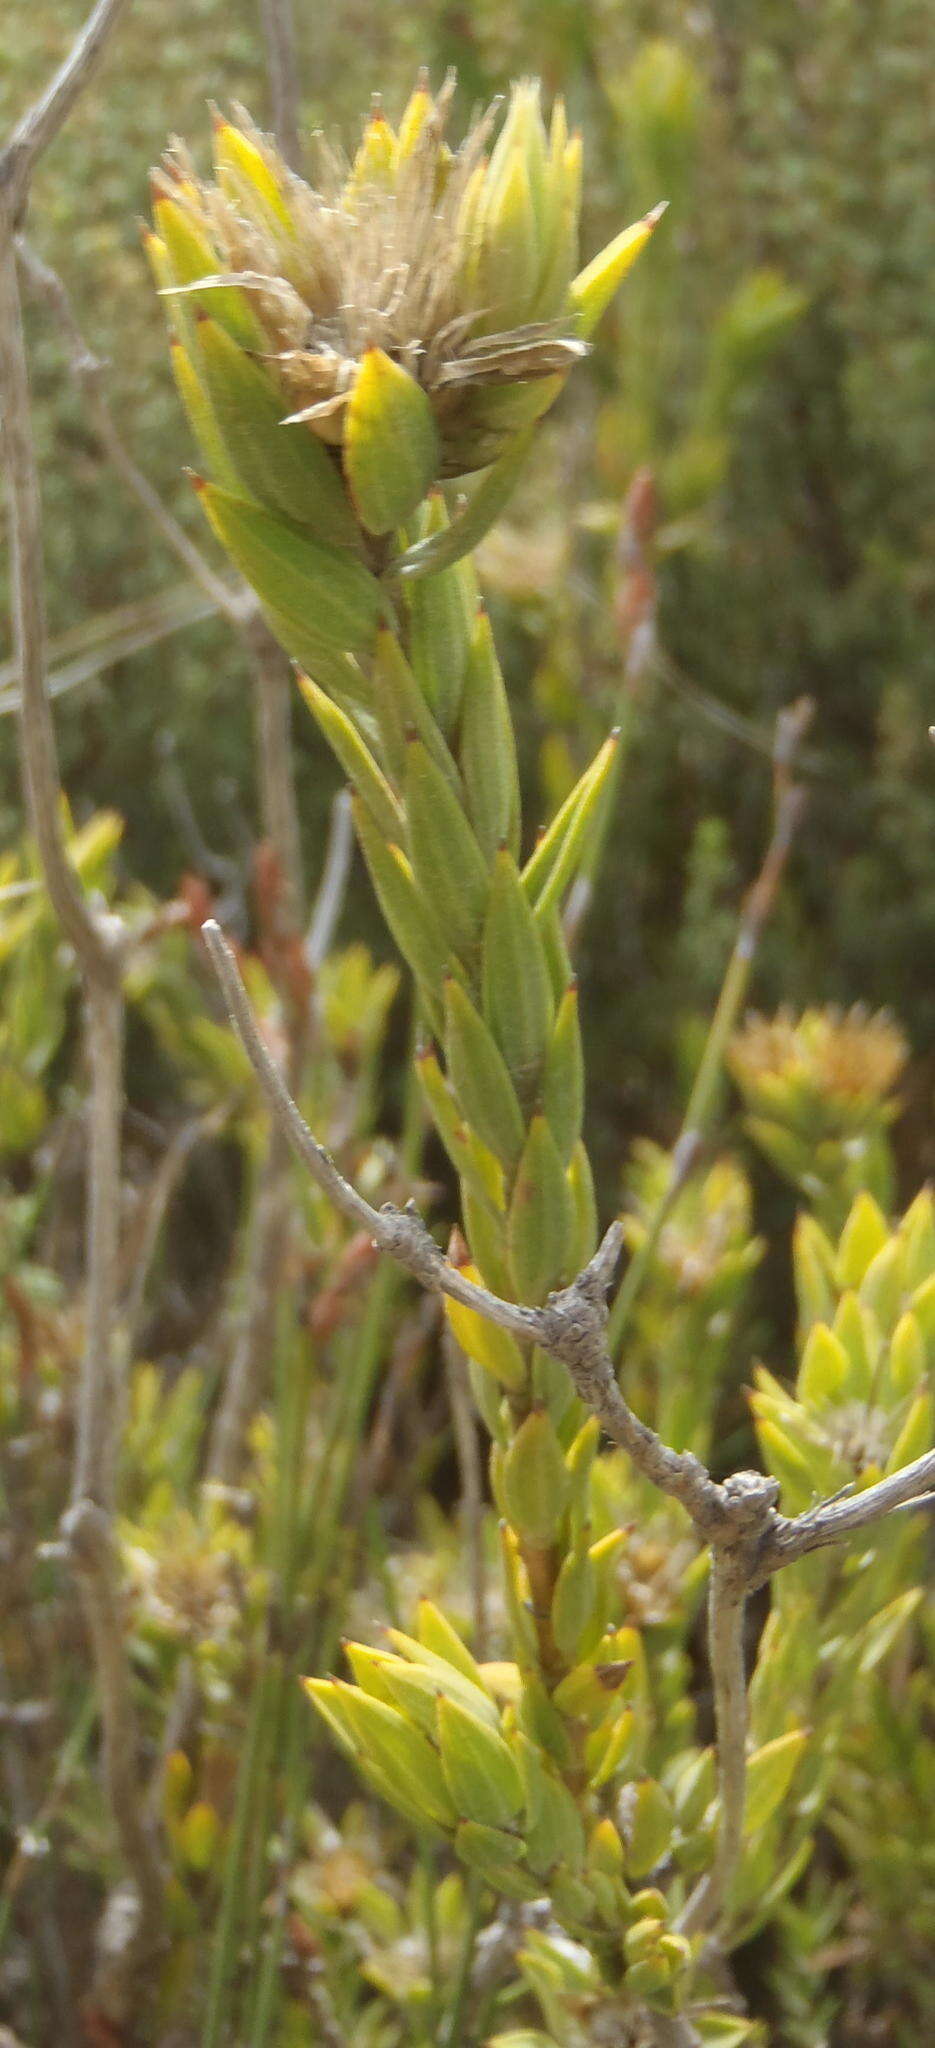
[297,672,403,840]
[796,1323,850,1408]
[168,337,238,489]
[196,482,380,654]
[460,609,521,861]
[570,206,664,339]
[416,1600,487,1686]
[155,196,264,349]
[305,1679,456,1828]
[406,740,490,971]
[371,627,462,793]
[541,982,584,1165]
[482,850,555,1107]
[195,317,357,543]
[436,1696,524,1828]
[445,1267,528,1393]
[838,1192,890,1289]
[501,1409,570,1546]
[454,1822,540,1899]
[586,1706,637,1791]
[564,1138,593,1277]
[744,1731,809,1837]
[507,1114,574,1304]
[353,800,451,1028]
[405,497,473,730]
[393,426,536,581]
[521,733,618,911]
[514,1733,586,1876]
[443,976,526,1174]
[344,348,439,534]
[619,1777,673,1878]
[550,1530,598,1664]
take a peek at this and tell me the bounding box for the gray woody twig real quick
[16,236,248,624]
[0,0,130,222]
[258,0,302,172]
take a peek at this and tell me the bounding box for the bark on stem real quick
[73,973,125,1507]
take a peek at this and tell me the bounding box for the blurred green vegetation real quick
[3,5,935,2043]
[4,0,935,1176]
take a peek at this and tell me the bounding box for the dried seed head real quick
[151,76,658,493]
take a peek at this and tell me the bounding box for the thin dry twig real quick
[16,236,248,623]
[307,787,354,970]
[258,0,302,172]
[756,1447,935,1579]
[0,231,117,980]
[0,0,130,221]
[247,609,305,927]
[73,974,125,1508]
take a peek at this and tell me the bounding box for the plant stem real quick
[201,1650,276,2048]
[444,1872,483,2048]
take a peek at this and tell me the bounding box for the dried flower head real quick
[148,73,661,539]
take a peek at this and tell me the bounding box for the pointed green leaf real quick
[336,1680,457,1828]
[370,627,461,792]
[195,316,357,543]
[460,609,521,861]
[744,1731,809,1837]
[885,1389,932,1474]
[259,607,372,709]
[196,482,380,653]
[212,116,293,230]
[406,739,490,970]
[168,336,238,488]
[436,1694,523,1828]
[443,976,526,1174]
[444,1256,528,1392]
[884,1310,925,1400]
[417,1600,486,1686]
[570,206,665,339]
[838,1192,890,1289]
[482,849,554,1106]
[353,800,451,1029]
[297,672,403,840]
[393,425,537,580]
[507,1113,574,1304]
[154,196,263,348]
[541,982,584,1165]
[405,497,473,730]
[619,1776,673,1878]
[384,1631,499,1727]
[454,1821,540,1898]
[344,348,439,534]
[550,1528,597,1664]
[521,733,618,911]
[501,1408,570,1546]
[796,1323,850,1409]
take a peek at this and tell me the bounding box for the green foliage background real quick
[3,5,935,2044]
[4,0,935,1168]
